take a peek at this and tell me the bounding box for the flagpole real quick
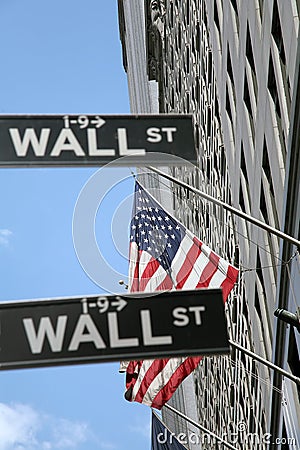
[146,166,300,249]
[163,403,239,450]
[229,339,300,386]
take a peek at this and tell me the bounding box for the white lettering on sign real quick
[86,129,115,156]
[172,307,189,327]
[146,127,161,143]
[188,306,206,325]
[9,127,147,158]
[50,129,85,156]
[140,310,172,346]
[146,127,177,143]
[22,306,177,355]
[9,128,51,157]
[162,127,177,142]
[68,314,106,351]
[172,306,206,327]
[107,312,139,348]
[117,128,146,156]
[23,316,68,353]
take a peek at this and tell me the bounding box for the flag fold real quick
[124,180,239,409]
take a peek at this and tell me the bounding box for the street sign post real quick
[0,114,196,167]
[0,289,229,370]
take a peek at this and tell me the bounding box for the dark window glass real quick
[239,181,246,212]
[288,329,300,398]
[207,50,212,81]
[244,75,253,119]
[260,181,268,223]
[227,44,234,84]
[185,45,190,74]
[241,143,249,185]
[226,85,232,121]
[271,0,286,65]
[230,0,238,15]
[268,55,281,118]
[214,0,220,33]
[254,285,263,321]
[196,21,200,53]
[186,0,190,26]
[256,251,266,298]
[262,139,274,197]
[246,23,255,72]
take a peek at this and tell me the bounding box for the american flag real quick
[122,180,239,409]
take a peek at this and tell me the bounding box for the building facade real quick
[118,1,300,448]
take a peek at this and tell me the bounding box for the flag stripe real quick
[207,265,227,290]
[139,256,161,291]
[132,359,171,404]
[221,265,239,300]
[156,273,174,291]
[141,358,190,406]
[170,234,195,276]
[150,356,203,410]
[128,242,139,292]
[196,250,220,288]
[144,264,170,292]
[180,251,212,290]
[175,238,202,289]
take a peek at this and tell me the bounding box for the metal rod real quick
[163,403,239,450]
[147,166,300,249]
[229,339,300,386]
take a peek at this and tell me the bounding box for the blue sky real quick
[0,1,150,449]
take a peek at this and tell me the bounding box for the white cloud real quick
[98,442,117,449]
[51,418,88,448]
[0,229,13,247]
[0,403,39,449]
[129,419,151,439]
[0,403,89,450]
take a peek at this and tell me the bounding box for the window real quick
[230,0,238,15]
[239,181,246,212]
[185,0,190,26]
[262,139,275,198]
[214,0,221,33]
[254,285,263,321]
[271,0,286,65]
[195,21,200,53]
[226,84,233,121]
[241,143,249,185]
[246,23,255,73]
[227,44,234,84]
[256,250,266,298]
[260,181,268,223]
[288,328,300,398]
[244,75,253,119]
[262,138,280,227]
[268,55,281,118]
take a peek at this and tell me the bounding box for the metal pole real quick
[147,165,300,249]
[229,339,300,386]
[163,403,239,450]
